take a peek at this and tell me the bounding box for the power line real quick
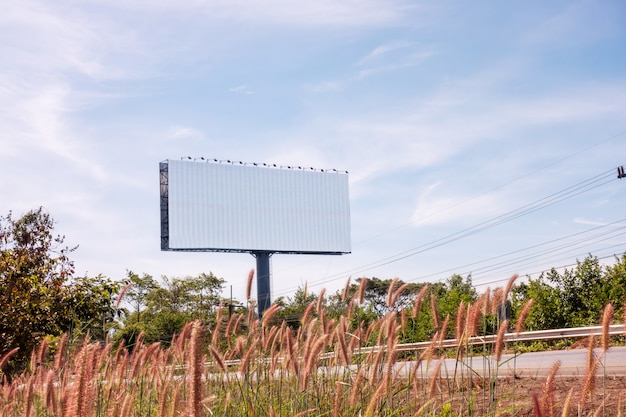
[409,218,626,283]
[273,166,621,297]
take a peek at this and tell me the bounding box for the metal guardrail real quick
[369,324,626,355]
[209,324,625,367]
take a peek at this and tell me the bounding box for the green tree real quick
[116,272,225,346]
[274,287,318,329]
[0,208,119,373]
[349,277,422,317]
[548,255,609,327]
[512,275,565,331]
[124,270,158,324]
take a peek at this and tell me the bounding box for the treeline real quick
[1,208,625,375]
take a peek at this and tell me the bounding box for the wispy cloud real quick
[357,41,412,65]
[356,41,435,78]
[229,85,255,95]
[167,126,205,141]
[96,0,414,28]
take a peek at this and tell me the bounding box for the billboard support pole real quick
[253,251,272,320]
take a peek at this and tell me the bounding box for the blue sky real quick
[1,0,625,302]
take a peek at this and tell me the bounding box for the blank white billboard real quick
[160,159,351,254]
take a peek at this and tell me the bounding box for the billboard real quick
[160,159,351,254]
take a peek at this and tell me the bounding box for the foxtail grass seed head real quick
[430,293,440,329]
[438,315,450,347]
[428,357,443,398]
[342,277,351,302]
[261,304,281,328]
[347,299,355,321]
[467,302,481,337]
[0,347,19,372]
[316,288,327,315]
[503,273,518,302]
[412,285,428,319]
[401,308,408,333]
[515,298,534,334]
[301,302,315,326]
[349,367,365,408]
[533,394,544,417]
[115,283,132,310]
[481,287,491,316]
[357,278,367,305]
[246,269,254,301]
[580,353,603,408]
[386,277,399,307]
[495,320,508,362]
[561,388,574,417]
[541,360,560,417]
[491,288,503,316]
[364,380,387,417]
[602,303,614,352]
[188,320,203,417]
[455,301,467,342]
[390,282,409,309]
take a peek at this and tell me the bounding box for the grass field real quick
[1,279,624,416]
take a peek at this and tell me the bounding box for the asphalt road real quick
[402,346,626,379]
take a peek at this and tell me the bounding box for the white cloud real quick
[305,81,343,94]
[523,0,623,47]
[229,85,255,95]
[89,0,415,28]
[167,126,206,141]
[357,41,412,66]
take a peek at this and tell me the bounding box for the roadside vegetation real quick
[2,208,626,415]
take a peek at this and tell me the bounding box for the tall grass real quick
[0,280,624,416]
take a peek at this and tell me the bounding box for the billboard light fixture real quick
[179,157,348,174]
